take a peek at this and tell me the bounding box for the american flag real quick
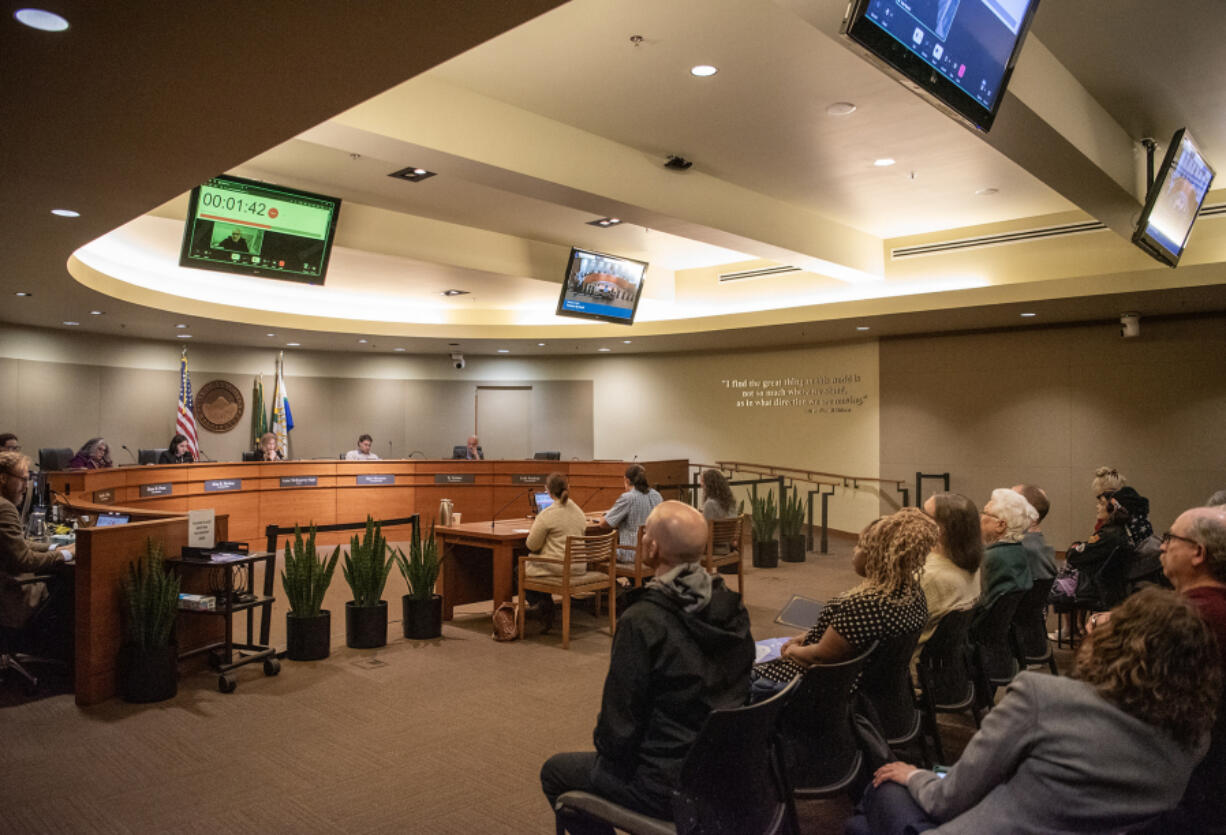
[176,349,200,460]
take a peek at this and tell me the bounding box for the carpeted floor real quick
[0,537,1072,833]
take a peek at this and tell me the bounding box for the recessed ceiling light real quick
[497,349,510,354]
[89,310,103,315]
[15,8,69,31]
[441,289,469,297]
[976,187,999,196]
[175,323,188,329]
[826,101,857,116]
[62,321,79,326]
[623,340,632,344]
[598,347,611,352]
[286,342,300,347]
[856,326,871,331]
[357,338,368,344]
[176,334,192,339]
[587,217,622,228]
[266,333,276,337]
[1020,312,1037,318]
[448,343,460,347]
[873,158,896,167]
[389,166,436,183]
[690,64,718,77]
[14,291,31,297]
[50,208,80,217]
[394,347,406,352]
[537,342,546,347]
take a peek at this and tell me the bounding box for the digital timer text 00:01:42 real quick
[197,185,331,239]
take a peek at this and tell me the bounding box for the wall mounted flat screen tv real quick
[1132,129,1216,268]
[842,0,1042,132]
[179,175,341,284]
[556,247,647,325]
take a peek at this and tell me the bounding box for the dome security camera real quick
[450,352,466,370]
[1120,312,1140,339]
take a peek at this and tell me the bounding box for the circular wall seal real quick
[194,380,245,433]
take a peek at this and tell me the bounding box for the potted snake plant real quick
[118,538,180,703]
[779,487,807,563]
[751,489,780,568]
[394,522,445,640]
[342,517,394,648]
[281,525,339,660]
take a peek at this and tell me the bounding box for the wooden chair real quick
[518,531,618,649]
[615,526,651,587]
[703,515,745,597]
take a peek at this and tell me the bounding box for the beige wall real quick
[0,326,881,532]
[878,314,1226,548]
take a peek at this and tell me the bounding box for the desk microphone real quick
[388,440,393,459]
[490,487,537,530]
[196,448,212,462]
[121,444,137,463]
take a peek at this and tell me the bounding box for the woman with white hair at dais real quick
[972,487,1037,629]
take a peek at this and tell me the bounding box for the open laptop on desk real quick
[529,491,554,515]
[95,512,130,527]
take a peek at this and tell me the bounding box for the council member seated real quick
[0,451,74,660]
[600,464,662,563]
[455,435,483,460]
[67,437,113,469]
[157,433,195,464]
[853,587,1219,834]
[248,432,285,462]
[345,434,379,460]
[522,472,588,632]
[0,433,19,452]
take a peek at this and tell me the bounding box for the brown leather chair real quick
[517,531,617,649]
[704,514,745,598]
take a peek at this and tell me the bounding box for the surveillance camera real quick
[450,352,466,370]
[664,155,693,171]
[1120,312,1140,339]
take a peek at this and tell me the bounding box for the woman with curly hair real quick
[700,469,736,521]
[67,437,112,469]
[854,586,1220,834]
[751,507,935,697]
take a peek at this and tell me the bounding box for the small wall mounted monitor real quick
[556,247,647,325]
[841,0,1042,132]
[1132,129,1216,267]
[95,512,130,527]
[179,174,341,284]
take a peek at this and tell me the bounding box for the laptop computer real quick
[530,492,554,514]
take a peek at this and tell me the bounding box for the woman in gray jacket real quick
[851,586,1221,834]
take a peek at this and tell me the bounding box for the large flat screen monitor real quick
[1132,129,1216,268]
[842,0,1042,132]
[179,174,342,284]
[556,247,647,326]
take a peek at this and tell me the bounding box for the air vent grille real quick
[718,265,801,282]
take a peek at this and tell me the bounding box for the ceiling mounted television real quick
[556,247,647,326]
[841,0,1042,132]
[179,175,341,284]
[1132,129,1216,268]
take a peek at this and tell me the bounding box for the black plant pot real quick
[402,594,443,640]
[781,533,807,563]
[753,539,779,568]
[286,610,331,661]
[345,600,388,649]
[118,643,178,703]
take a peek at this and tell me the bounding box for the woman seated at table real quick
[250,432,284,462]
[855,587,1220,834]
[600,464,662,563]
[751,507,935,698]
[157,433,195,464]
[67,437,113,469]
[522,472,588,631]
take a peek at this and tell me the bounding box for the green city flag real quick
[251,374,267,446]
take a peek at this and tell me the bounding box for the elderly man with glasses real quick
[1089,506,1226,831]
[0,451,73,651]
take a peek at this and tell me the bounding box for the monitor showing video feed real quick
[1132,129,1216,268]
[842,0,1042,132]
[556,247,647,326]
[179,174,342,284]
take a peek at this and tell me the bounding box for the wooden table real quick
[435,514,605,619]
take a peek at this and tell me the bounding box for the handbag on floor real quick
[492,602,519,641]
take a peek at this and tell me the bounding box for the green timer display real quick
[197,182,332,240]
